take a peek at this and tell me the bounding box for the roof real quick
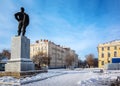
[98,40,120,47]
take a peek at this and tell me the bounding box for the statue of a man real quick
[14,7,29,36]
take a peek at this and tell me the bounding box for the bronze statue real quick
[14,7,29,36]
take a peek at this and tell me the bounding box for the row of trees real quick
[0,49,98,69]
[63,53,98,68]
[32,52,76,69]
[78,54,98,68]
[32,52,98,69]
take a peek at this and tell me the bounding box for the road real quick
[22,70,93,86]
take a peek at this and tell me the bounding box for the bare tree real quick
[65,53,75,68]
[85,54,94,68]
[0,49,11,60]
[32,52,51,69]
[2,49,11,59]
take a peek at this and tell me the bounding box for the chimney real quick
[36,40,39,43]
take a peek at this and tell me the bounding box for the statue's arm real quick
[14,13,19,21]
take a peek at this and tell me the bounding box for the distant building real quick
[98,40,120,68]
[30,39,79,68]
[0,57,8,71]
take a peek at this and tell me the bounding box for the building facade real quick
[98,40,120,68]
[30,39,78,68]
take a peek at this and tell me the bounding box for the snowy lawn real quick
[0,68,120,86]
[23,69,120,86]
[0,69,67,85]
[78,69,120,86]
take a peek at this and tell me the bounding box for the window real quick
[114,46,117,50]
[114,51,117,57]
[101,53,104,58]
[108,52,110,57]
[44,46,46,50]
[102,47,104,51]
[107,47,110,50]
[101,61,104,65]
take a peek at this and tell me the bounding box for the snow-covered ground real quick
[0,69,66,85]
[0,68,120,86]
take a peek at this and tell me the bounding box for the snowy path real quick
[22,70,94,86]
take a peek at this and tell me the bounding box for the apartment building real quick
[30,39,78,68]
[98,40,120,68]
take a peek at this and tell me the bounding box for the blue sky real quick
[0,0,120,60]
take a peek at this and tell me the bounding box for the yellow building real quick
[98,40,120,68]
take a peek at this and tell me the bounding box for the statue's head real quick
[21,7,24,12]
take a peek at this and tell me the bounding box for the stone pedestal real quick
[5,36,34,72]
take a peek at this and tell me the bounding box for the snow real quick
[0,68,120,86]
[21,69,67,84]
[78,69,120,86]
[0,69,66,85]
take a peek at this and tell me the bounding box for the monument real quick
[5,7,35,77]
[5,36,34,72]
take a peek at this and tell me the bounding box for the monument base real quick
[5,59,34,72]
[5,36,35,72]
[0,70,47,78]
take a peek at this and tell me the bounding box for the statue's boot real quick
[18,31,21,36]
